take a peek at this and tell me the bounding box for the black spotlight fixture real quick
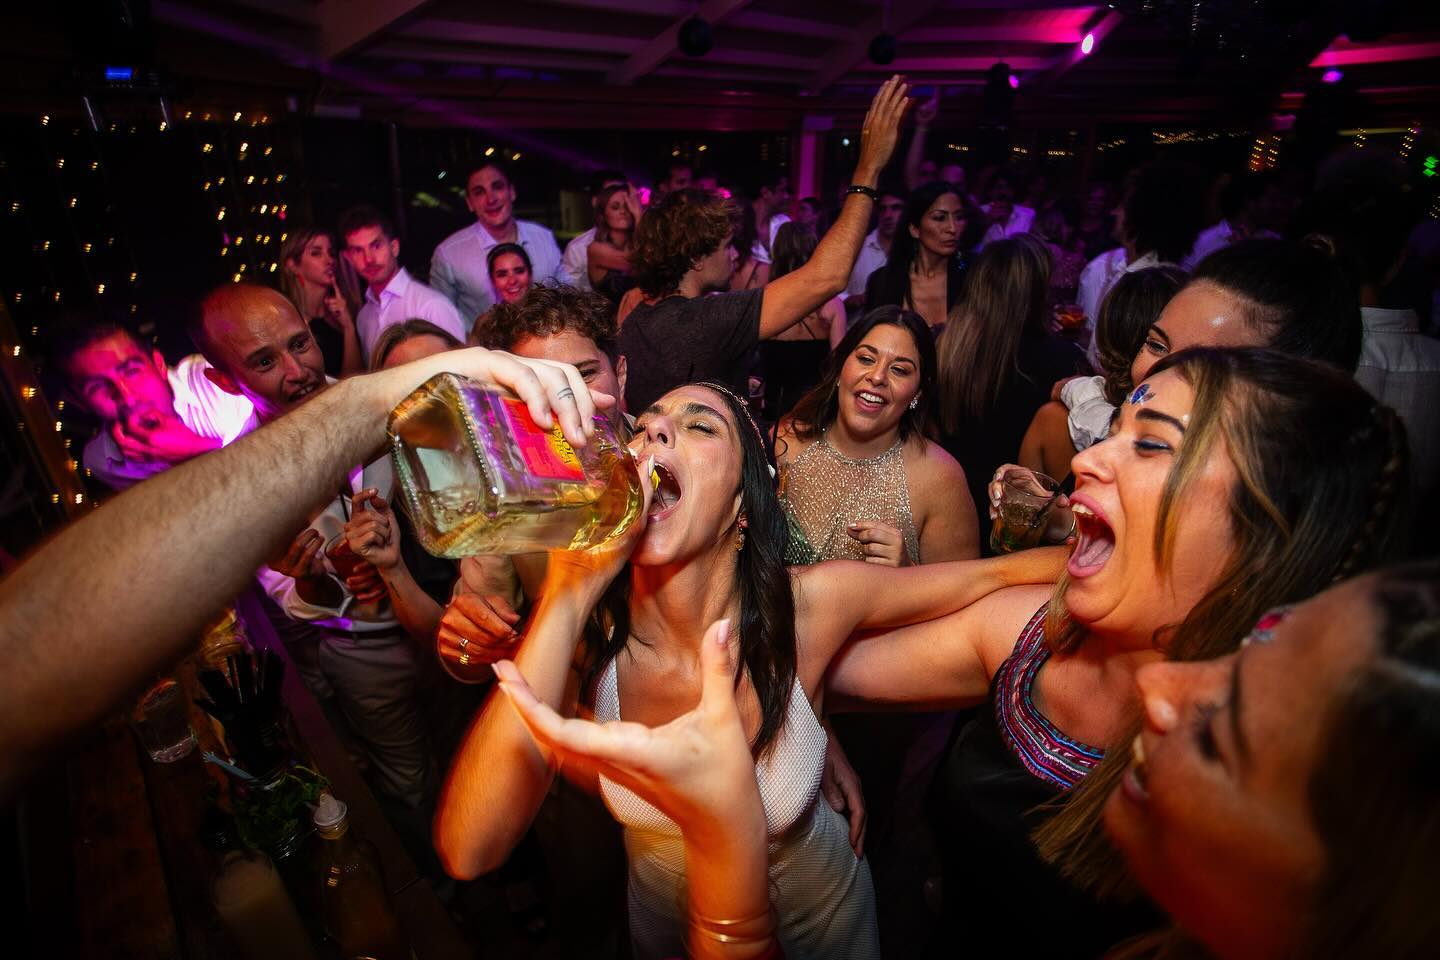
[678,17,713,57]
[869,32,897,66]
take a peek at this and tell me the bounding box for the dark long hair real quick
[934,233,1053,431]
[770,221,817,281]
[1036,346,1412,897]
[872,181,978,307]
[1095,265,1187,405]
[786,305,935,446]
[584,381,797,756]
[1191,238,1362,371]
[1303,558,1440,959]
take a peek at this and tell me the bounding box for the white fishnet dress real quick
[594,659,880,959]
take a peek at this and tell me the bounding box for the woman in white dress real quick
[433,379,1064,959]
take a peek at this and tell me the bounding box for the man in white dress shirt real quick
[55,320,255,491]
[746,169,792,266]
[558,168,627,291]
[430,161,563,321]
[844,184,906,305]
[1078,163,1206,366]
[192,283,436,813]
[1299,151,1440,508]
[339,205,466,358]
[1183,174,1280,270]
[979,175,1035,247]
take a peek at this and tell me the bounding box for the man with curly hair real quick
[617,77,912,412]
[485,284,629,424]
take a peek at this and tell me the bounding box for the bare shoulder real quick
[1033,399,1068,426]
[970,583,1055,673]
[774,418,816,467]
[903,436,968,496]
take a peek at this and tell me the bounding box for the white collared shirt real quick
[355,266,468,358]
[1183,221,1278,271]
[82,354,255,490]
[980,203,1036,247]
[1356,307,1440,500]
[845,229,890,300]
[559,227,597,291]
[253,456,402,633]
[430,219,563,320]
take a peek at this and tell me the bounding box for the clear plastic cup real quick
[132,678,196,762]
[990,468,1060,554]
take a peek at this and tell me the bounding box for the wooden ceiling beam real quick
[318,0,437,61]
[399,21,643,55]
[803,0,947,95]
[606,0,754,85]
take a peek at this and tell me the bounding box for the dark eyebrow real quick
[1135,409,1187,433]
[679,401,730,431]
[1148,323,1171,344]
[244,346,273,366]
[1229,650,1251,769]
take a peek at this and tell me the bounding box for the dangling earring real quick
[736,527,746,552]
[908,394,920,410]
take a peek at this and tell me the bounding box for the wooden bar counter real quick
[19,613,471,960]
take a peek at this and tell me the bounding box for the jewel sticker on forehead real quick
[1242,606,1293,646]
[1128,383,1155,405]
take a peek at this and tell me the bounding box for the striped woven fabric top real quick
[993,605,1105,790]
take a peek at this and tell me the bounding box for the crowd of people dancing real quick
[8,74,1440,959]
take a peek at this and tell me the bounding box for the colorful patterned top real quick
[992,604,1104,789]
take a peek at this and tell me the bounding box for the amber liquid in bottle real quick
[314,794,411,960]
[389,374,641,558]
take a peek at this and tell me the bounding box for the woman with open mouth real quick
[433,378,1068,960]
[493,553,1440,960]
[831,346,1410,956]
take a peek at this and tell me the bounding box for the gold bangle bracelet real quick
[689,927,777,945]
[690,904,778,940]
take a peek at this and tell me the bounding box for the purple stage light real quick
[1080,33,1095,55]
[1321,68,1343,84]
[1008,74,1020,89]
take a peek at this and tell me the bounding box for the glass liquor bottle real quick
[313,793,412,960]
[388,373,641,557]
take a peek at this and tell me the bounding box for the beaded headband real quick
[695,380,778,481]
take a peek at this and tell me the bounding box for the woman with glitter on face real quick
[496,559,1440,960]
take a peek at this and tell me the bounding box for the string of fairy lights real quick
[184,109,292,284]
[1,105,292,514]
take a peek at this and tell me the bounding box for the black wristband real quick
[845,184,879,201]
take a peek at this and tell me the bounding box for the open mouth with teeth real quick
[854,390,888,412]
[289,382,322,403]
[1068,502,1116,577]
[648,462,682,520]
[1123,733,1149,803]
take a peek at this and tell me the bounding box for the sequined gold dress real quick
[780,433,921,565]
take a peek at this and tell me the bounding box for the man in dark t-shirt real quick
[618,75,913,412]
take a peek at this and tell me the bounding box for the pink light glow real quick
[1321,68,1344,84]
[1080,33,1095,55]
[1008,74,1020,89]
[1311,40,1440,68]
[637,186,652,205]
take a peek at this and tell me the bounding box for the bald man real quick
[191,283,438,820]
[189,283,329,427]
